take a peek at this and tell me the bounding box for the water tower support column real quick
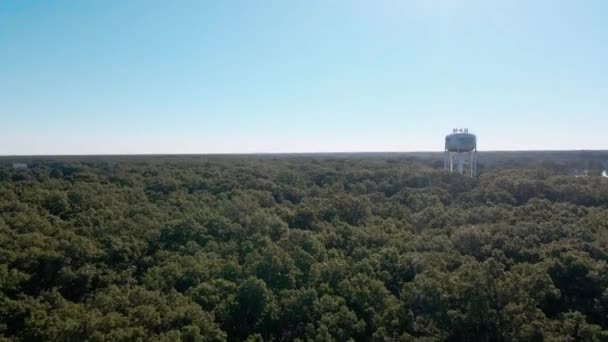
[457,154,464,174]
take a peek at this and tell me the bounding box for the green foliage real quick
[0,154,607,340]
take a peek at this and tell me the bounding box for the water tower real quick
[444,128,477,177]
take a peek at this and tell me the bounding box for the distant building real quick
[571,169,589,178]
[12,163,28,169]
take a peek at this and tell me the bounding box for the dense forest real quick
[1,152,608,341]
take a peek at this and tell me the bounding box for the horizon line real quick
[1,149,607,158]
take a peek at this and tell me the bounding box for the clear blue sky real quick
[1,0,606,154]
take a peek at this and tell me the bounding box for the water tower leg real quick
[469,151,473,177]
[471,152,475,177]
[450,153,454,172]
[457,154,464,174]
[471,151,477,177]
[473,152,476,177]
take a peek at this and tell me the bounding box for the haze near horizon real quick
[1,0,606,155]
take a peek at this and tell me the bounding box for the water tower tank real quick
[445,132,476,152]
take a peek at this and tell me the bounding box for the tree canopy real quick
[1,153,607,341]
